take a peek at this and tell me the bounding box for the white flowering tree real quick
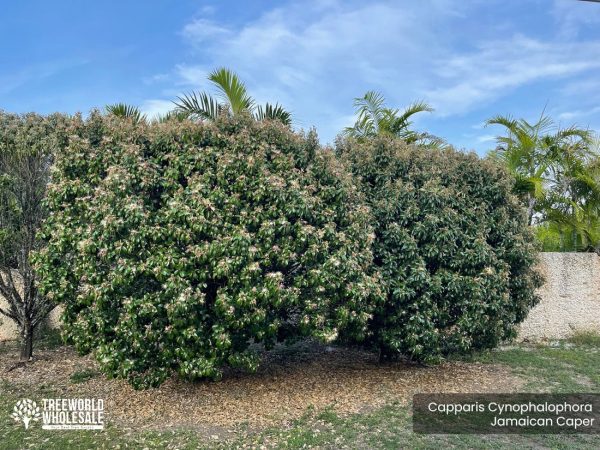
[35,114,383,388]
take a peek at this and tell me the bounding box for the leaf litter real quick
[1,340,522,434]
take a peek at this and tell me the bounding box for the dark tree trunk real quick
[20,324,34,361]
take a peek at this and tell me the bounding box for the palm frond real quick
[255,103,292,126]
[174,92,221,121]
[531,114,554,139]
[345,91,434,143]
[412,132,448,149]
[394,100,433,126]
[485,115,519,135]
[343,115,376,139]
[208,67,254,115]
[156,110,190,123]
[105,103,147,124]
[513,175,543,197]
[352,91,386,136]
[555,126,593,143]
[354,91,385,119]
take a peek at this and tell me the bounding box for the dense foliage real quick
[35,114,382,388]
[336,137,543,362]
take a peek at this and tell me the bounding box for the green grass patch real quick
[0,387,208,450]
[470,342,600,393]
[568,330,600,347]
[224,402,599,450]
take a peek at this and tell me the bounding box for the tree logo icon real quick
[12,399,41,429]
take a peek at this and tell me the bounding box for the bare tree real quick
[0,112,67,360]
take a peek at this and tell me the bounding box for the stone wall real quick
[518,252,600,341]
[0,306,62,341]
[2,253,599,342]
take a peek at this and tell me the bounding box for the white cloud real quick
[140,0,600,144]
[558,106,600,121]
[0,60,87,95]
[424,35,600,115]
[552,0,600,38]
[476,134,496,143]
[175,64,209,86]
[199,5,216,15]
[560,77,600,98]
[140,99,175,120]
[164,1,467,142]
[181,19,231,44]
[142,73,170,85]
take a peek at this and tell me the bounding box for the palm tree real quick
[540,153,600,252]
[486,111,593,225]
[105,103,147,124]
[343,91,444,147]
[174,68,292,126]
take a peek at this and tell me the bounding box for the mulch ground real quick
[0,341,523,434]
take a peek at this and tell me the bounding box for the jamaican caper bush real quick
[336,137,543,362]
[36,113,382,388]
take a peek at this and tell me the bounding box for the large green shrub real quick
[35,113,382,388]
[336,137,543,362]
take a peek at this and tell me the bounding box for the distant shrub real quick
[534,224,563,252]
[36,113,381,388]
[535,221,600,253]
[336,137,543,362]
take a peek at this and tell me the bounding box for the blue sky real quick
[2,0,600,154]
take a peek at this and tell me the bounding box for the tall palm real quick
[174,68,292,126]
[486,111,593,225]
[343,91,444,147]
